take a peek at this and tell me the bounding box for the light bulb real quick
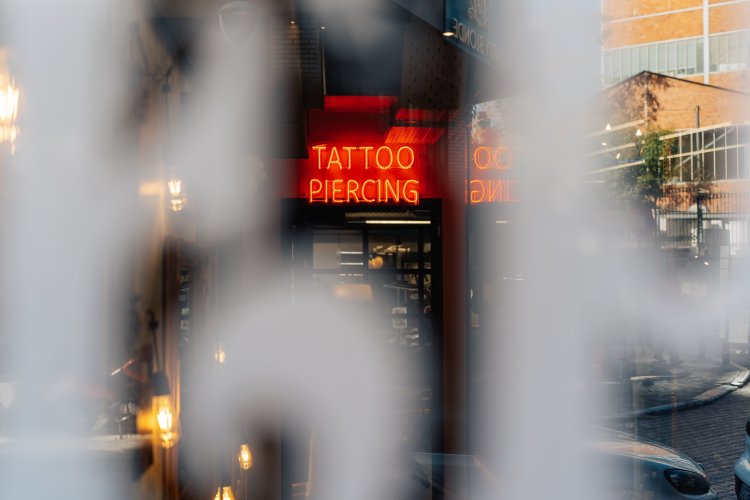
[0,82,19,122]
[238,444,253,470]
[214,486,236,500]
[153,395,180,448]
[168,177,182,197]
[215,342,226,364]
[170,198,184,212]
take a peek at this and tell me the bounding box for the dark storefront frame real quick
[280,198,444,495]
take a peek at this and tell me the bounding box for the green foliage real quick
[607,130,674,210]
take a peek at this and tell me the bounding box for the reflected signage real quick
[445,0,498,63]
[302,144,424,205]
[469,145,520,204]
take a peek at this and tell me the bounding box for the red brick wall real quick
[709,2,750,32]
[603,0,750,49]
[604,10,703,48]
[709,71,750,92]
[604,74,750,130]
[651,80,750,129]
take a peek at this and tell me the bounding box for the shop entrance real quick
[282,199,443,454]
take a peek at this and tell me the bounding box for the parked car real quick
[397,433,717,499]
[734,418,750,499]
[590,433,717,499]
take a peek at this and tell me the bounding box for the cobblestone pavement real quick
[603,358,742,415]
[634,381,750,499]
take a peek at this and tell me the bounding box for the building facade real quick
[602,0,750,91]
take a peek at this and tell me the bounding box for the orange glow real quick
[303,144,424,205]
[153,395,180,448]
[469,179,520,204]
[312,145,415,171]
[473,146,511,170]
[238,444,253,470]
[309,178,419,205]
[469,144,519,205]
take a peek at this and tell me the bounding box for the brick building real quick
[602,0,750,91]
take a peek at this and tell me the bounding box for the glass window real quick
[719,34,729,70]
[739,146,748,178]
[715,128,726,149]
[703,130,715,149]
[613,50,621,81]
[658,43,667,72]
[687,39,696,73]
[639,46,648,72]
[622,47,630,76]
[680,135,692,155]
[739,125,750,146]
[604,52,612,83]
[727,126,739,148]
[727,145,739,179]
[312,231,363,270]
[631,47,639,75]
[696,38,704,73]
[729,32,739,69]
[649,44,658,72]
[715,149,727,180]
[710,36,718,72]
[702,148,715,180]
[740,31,749,68]
[368,231,420,271]
[677,40,686,74]
[668,41,677,73]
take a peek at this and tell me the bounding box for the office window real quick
[668,41,677,73]
[622,47,630,76]
[662,126,750,182]
[658,44,667,73]
[603,52,613,83]
[740,31,749,66]
[677,40,686,74]
[718,34,729,71]
[687,39,696,73]
[709,36,718,72]
[601,33,744,85]
[729,32,740,70]
[649,45,658,72]
[613,49,621,81]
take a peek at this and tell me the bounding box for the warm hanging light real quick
[214,341,226,364]
[213,486,236,500]
[154,394,180,448]
[0,73,19,154]
[604,123,612,131]
[167,177,182,197]
[238,444,253,470]
[635,128,643,137]
[167,176,187,212]
[152,372,180,448]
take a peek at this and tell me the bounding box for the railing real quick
[655,187,750,255]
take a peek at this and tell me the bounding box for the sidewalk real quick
[598,340,750,421]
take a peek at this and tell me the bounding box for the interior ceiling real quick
[317,0,409,96]
[145,0,499,157]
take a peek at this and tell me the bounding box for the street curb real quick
[605,363,750,420]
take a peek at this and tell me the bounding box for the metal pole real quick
[697,190,704,256]
[695,105,700,129]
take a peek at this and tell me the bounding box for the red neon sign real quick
[302,144,424,205]
[469,145,520,204]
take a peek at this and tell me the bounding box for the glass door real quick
[283,201,442,454]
